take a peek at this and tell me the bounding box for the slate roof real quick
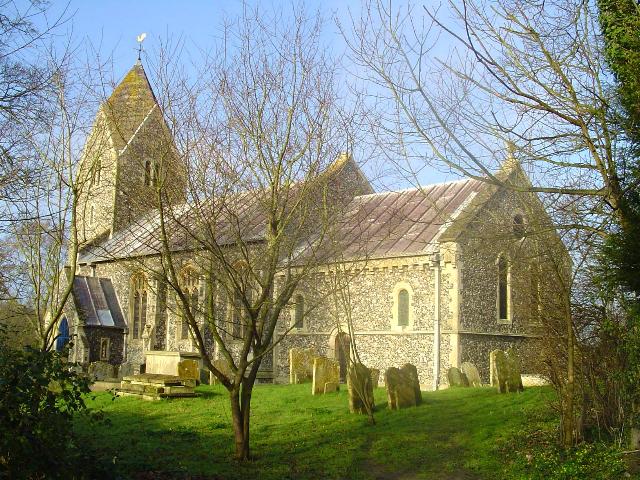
[334,178,483,259]
[78,177,484,264]
[71,276,126,329]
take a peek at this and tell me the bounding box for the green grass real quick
[74,384,557,479]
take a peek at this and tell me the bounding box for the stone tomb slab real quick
[145,350,201,376]
[116,373,198,400]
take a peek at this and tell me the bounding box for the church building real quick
[60,62,568,388]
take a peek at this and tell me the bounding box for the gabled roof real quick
[333,178,484,259]
[78,176,485,264]
[71,276,126,329]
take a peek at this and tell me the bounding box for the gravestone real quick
[384,367,416,410]
[178,359,199,380]
[401,363,422,405]
[347,363,375,414]
[461,362,482,387]
[199,368,210,385]
[370,368,380,389]
[88,361,116,381]
[324,382,339,394]
[447,366,470,387]
[117,362,137,379]
[493,348,524,393]
[490,350,499,387]
[210,358,234,385]
[312,356,340,395]
[289,347,316,384]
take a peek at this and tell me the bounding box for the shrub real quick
[0,328,110,479]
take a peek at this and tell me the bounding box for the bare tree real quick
[134,6,365,460]
[343,0,627,448]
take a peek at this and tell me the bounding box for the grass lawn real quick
[74,383,557,479]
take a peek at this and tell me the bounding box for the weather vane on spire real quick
[136,33,147,62]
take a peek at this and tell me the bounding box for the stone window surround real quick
[176,264,200,343]
[99,337,110,361]
[391,281,415,331]
[495,253,512,325]
[129,271,148,340]
[291,293,306,332]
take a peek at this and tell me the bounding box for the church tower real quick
[76,62,187,247]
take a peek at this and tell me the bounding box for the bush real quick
[0,328,110,479]
[503,427,628,480]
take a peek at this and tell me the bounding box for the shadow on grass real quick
[74,384,556,480]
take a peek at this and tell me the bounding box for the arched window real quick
[497,255,510,322]
[179,266,199,341]
[55,317,70,352]
[131,273,148,339]
[398,289,410,326]
[294,294,305,329]
[513,214,525,238]
[392,282,413,329]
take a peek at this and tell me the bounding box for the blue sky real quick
[36,1,454,189]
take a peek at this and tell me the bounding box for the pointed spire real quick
[102,62,159,150]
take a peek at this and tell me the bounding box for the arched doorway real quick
[55,317,70,352]
[335,332,351,383]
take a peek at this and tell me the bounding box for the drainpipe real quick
[432,252,441,390]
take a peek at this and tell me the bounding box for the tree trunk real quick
[562,299,576,448]
[230,378,253,461]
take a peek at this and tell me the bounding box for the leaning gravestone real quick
[461,362,482,387]
[178,359,199,388]
[401,363,422,405]
[493,349,524,393]
[312,356,340,395]
[289,347,316,384]
[447,366,469,387]
[384,367,416,410]
[324,382,339,394]
[88,361,116,381]
[347,363,375,414]
[370,368,380,389]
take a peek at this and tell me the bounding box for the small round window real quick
[513,214,525,238]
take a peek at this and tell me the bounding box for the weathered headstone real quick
[312,356,340,395]
[490,350,499,387]
[199,368,210,385]
[178,359,199,380]
[493,348,524,393]
[461,362,482,387]
[324,381,339,394]
[289,347,316,384]
[370,368,380,389]
[210,358,233,385]
[401,363,422,405]
[117,362,137,379]
[384,367,416,410]
[447,366,470,387]
[347,363,375,414]
[88,361,116,380]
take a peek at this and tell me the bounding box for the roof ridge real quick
[355,177,472,199]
